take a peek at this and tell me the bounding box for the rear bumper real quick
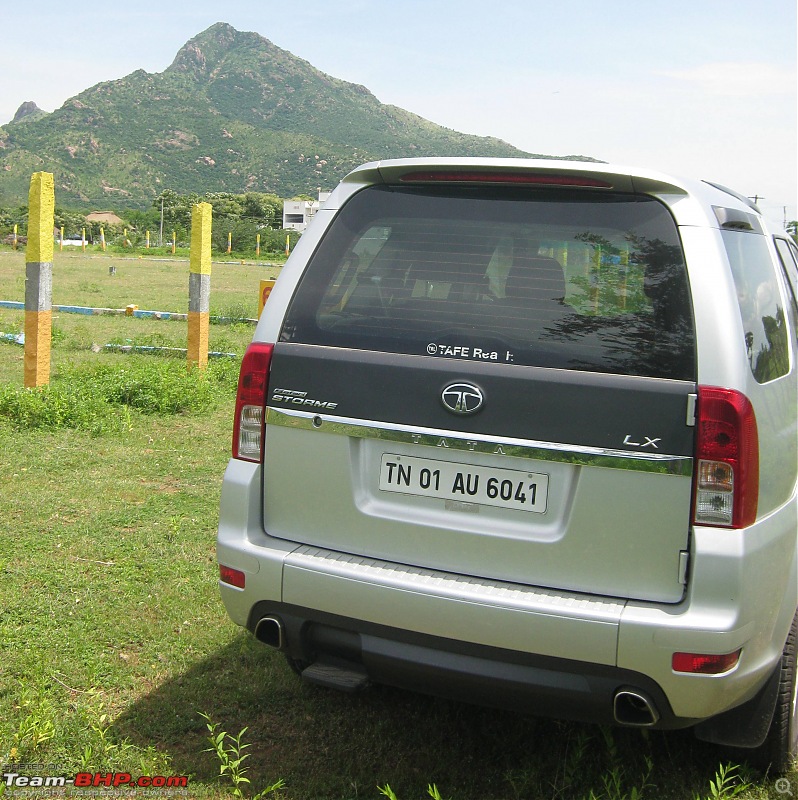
[246,600,694,729]
[217,459,796,728]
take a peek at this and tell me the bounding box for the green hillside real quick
[0,23,594,210]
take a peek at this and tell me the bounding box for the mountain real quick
[0,23,594,210]
[11,102,46,124]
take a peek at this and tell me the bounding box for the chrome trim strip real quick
[686,393,697,427]
[266,407,693,476]
[286,545,626,618]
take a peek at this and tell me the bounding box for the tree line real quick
[0,189,309,256]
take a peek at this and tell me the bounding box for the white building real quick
[282,190,331,232]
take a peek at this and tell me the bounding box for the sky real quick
[2,0,795,229]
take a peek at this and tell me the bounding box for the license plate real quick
[379,454,548,513]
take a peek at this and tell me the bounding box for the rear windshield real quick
[280,185,696,380]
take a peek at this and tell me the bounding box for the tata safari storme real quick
[217,159,798,769]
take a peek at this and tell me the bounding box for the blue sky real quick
[3,0,795,227]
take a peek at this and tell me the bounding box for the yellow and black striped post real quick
[188,202,212,369]
[24,172,55,387]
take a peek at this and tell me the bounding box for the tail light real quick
[232,342,274,462]
[672,649,741,674]
[693,387,759,529]
[399,171,612,188]
[219,564,246,589]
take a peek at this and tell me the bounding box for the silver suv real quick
[217,159,798,770]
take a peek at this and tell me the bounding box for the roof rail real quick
[703,181,761,213]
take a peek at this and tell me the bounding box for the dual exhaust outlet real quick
[612,689,660,727]
[255,615,661,728]
[255,615,285,650]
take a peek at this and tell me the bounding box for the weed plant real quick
[201,713,285,799]
[0,359,238,433]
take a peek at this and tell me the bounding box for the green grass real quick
[0,253,794,799]
[0,248,261,385]
[1,382,785,799]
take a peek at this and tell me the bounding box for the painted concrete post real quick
[256,233,261,257]
[13,223,18,250]
[100,227,106,251]
[24,172,54,387]
[81,227,86,252]
[188,202,212,369]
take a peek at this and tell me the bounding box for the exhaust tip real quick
[613,689,660,727]
[254,616,285,650]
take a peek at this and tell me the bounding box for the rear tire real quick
[748,611,798,774]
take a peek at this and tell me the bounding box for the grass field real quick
[0,248,793,799]
[0,249,274,384]
[0,248,283,315]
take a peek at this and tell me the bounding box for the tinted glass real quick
[281,185,696,380]
[722,230,790,382]
[774,237,798,314]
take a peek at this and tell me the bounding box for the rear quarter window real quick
[774,236,798,320]
[722,230,791,382]
[280,185,696,380]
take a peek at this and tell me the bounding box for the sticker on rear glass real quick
[426,342,514,362]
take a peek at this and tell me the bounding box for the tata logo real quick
[441,382,484,415]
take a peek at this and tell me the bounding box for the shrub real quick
[0,359,238,432]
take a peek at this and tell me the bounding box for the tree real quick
[153,189,199,243]
[54,208,90,238]
[123,208,161,233]
[0,205,27,236]
[205,192,244,219]
[147,189,296,252]
[242,192,282,227]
